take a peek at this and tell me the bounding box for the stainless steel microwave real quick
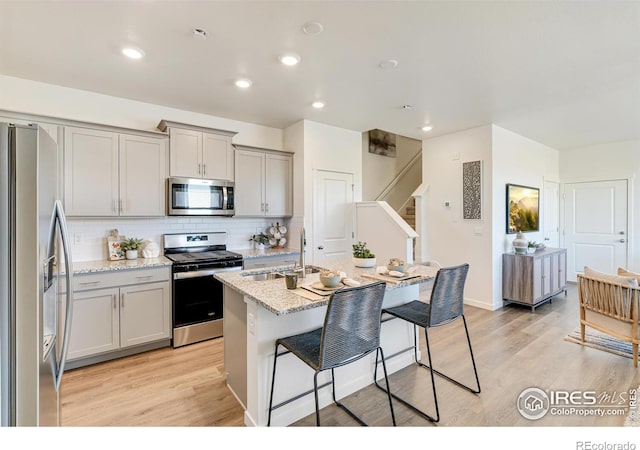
[168,177,235,216]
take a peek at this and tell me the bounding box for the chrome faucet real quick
[298,226,306,278]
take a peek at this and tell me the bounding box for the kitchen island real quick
[215,258,438,427]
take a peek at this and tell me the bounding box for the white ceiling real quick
[1,1,639,150]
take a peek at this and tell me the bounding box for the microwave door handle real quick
[53,200,74,391]
[223,186,228,210]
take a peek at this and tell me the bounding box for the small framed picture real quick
[107,235,126,260]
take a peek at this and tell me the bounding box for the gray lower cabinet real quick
[67,267,171,366]
[502,248,567,310]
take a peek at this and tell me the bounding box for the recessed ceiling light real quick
[422,125,433,132]
[122,47,145,59]
[302,21,324,35]
[401,105,413,110]
[312,101,325,109]
[192,28,208,40]
[235,78,252,89]
[379,59,398,69]
[279,53,301,66]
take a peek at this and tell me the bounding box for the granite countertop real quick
[214,258,438,316]
[72,256,173,275]
[234,247,301,259]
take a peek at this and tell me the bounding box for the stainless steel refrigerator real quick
[0,123,74,426]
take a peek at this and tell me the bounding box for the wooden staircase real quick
[401,198,416,230]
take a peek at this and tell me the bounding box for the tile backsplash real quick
[67,216,293,262]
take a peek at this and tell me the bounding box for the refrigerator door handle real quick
[53,200,73,391]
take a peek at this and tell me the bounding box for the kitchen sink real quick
[242,272,285,281]
[241,266,322,281]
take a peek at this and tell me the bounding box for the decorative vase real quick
[512,232,528,255]
[126,249,138,260]
[353,256,376,268]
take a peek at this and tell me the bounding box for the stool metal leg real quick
[375,317,481,423]
[267,342,280,427]
[313,371,321,426]
[416,317,481,395]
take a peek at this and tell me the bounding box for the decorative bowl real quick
[320,273,343,288]
[387,258,405,273]
[387,263,405,273]
[353,256,376,268]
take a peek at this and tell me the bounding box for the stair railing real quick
[375,150,422,203]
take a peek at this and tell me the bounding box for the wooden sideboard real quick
[502,247,567,310]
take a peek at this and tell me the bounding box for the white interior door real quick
[543,180,559,248]
[563,179,628,281]
[313,170,354,265]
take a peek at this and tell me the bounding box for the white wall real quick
[423,125,493,310]
[362,132,422,202]
[283,120,362,264]
[492,125,559,309]
[0,75,283,149]
[559,139,640,271]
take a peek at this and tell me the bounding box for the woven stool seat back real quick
[318,281,387,369]
[428,264,469,327]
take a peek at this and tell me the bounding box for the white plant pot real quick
[126,250,138,260]
[353,256,376,268]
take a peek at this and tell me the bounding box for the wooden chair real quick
[577,273,640,367]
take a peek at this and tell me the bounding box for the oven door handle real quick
[173,266,242,280]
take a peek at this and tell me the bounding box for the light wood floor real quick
[61,283,640,427]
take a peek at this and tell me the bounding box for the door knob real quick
[619,231,625,235]
[317,246,324,250]
[619,239,626,243]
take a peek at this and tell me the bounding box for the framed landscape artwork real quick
[506,183,539,234]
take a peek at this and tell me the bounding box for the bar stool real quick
[374,263,480,423]
[267,280,396,426]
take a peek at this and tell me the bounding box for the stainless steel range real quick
[163,232,243,348]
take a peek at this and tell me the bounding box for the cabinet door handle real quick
[265,203,269,212]
[260,203,264,212]
[136,275,153,280]
[79,281,100,286]
[198,163,201,175]
[119,199,125,213]
[113,294,116,309]
[619,239,626,243]
[113,199,117,213]
[121,293,125,308]
[203,164,206,176]
[317,246,324,250]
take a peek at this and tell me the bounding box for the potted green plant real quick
[120,237,144,260]
[249,233,270,251]
[352,241,377,268]
[527,240,537,254]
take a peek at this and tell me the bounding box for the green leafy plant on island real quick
[352,241,375,259]
[120,237,144,251]
[528,241,537,248]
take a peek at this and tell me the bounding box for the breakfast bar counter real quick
[215,258,438,427]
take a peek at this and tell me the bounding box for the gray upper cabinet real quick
[64,126,168,217]
[234,144,293,217]
[157,120,237,181]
